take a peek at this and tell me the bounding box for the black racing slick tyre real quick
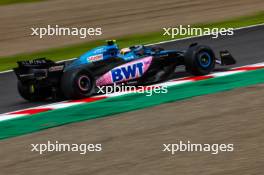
[61,68,95,99]
[17,81,47,101]
[184,45,216,75]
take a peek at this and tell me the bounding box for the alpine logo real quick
[111,62,144,82]
[88,54,103,62]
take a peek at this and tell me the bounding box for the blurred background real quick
[0,0,264,57]
[1,1,264,175]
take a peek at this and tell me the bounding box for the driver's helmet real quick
[120,47,131,55]
[106,40,116,46]
[131,45,145,56]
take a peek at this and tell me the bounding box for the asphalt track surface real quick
[0,25,264,114]
[1,0,264,57]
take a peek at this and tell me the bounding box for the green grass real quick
[1,68,264,139]
[1,11,264,72]
[0,0,45,5]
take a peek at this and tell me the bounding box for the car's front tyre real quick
[184,45,216,75]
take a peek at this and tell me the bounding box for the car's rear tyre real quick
[184,45,215,75]
[61,68,95,99]
[17,81,47,101]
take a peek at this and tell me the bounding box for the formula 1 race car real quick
[14,40,236,101]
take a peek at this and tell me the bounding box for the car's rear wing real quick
[16,58,55,68]
[13,58,64,82]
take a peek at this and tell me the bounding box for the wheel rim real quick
[198,52,212,68]
[77,75,91,92]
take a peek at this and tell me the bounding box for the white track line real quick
[0,23,263,75]
[0,70,13,74]
[0,114,26,122]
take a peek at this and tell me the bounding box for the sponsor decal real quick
[88,54,103,62]
[19,73,34,77]
[48,65,64,72]
[21,59,47,65]
[111,62,144,82]
[96,56,152,86]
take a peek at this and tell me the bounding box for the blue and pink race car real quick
[14,40,236,100]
